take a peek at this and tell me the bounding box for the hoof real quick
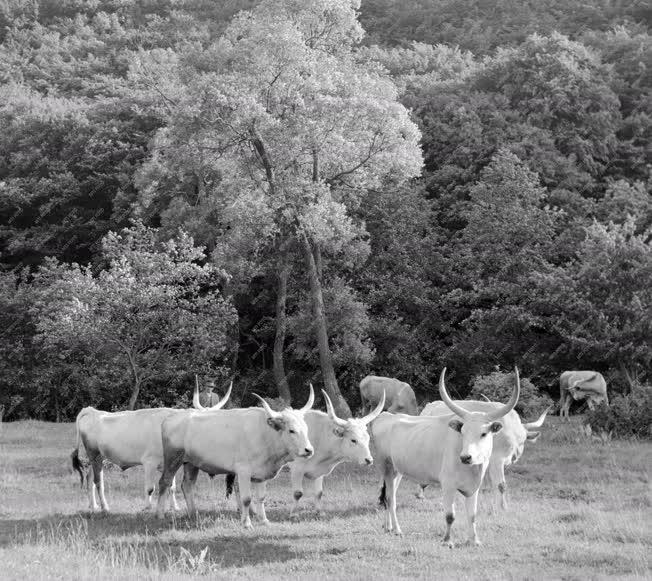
[259,518,270,526]
[243,522,253,530]
[466,539,482,547]
[394,529,404,536]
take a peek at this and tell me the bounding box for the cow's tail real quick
[71,408,90,488]
[225,473,235,498]
[378,481,387,508]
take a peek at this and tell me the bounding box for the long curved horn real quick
[252,393,277,418]
[300,383,315,412]
[438,368,470,420]
[322,389,347,426]
[480,393,491,402]
[193,375,206,410]
[361,390,386,425]
[211,381,233,409]
[522,405,551,430]
[486,367,521,421]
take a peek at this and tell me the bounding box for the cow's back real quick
[181,408,287,478]
[360,376,408,403]
[92,408,180,468]
[562,371,606,392]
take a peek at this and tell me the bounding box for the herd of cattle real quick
[71,370,609,545]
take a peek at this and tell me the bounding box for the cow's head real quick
[253,385,314,459]
[388,385,418,415]
[322,389,384,465]
[440,367,520,466]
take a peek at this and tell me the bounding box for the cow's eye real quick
[289,429,296,434]
[481,432,487,438]
[351,439,358,444]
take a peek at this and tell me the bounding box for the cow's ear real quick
[333,427,345,438]
[267,417,284,431]
[448,419,463,433]
[489,421,503,433]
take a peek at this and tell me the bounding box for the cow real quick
[370,367,520,546]
[416,399,550,510]
[559,371,608,420]
[70,382,231,512]
[286,389,385,518]
[156,386,315,528]
[360,375,418,416]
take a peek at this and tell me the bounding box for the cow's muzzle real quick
[300,448,314,458]
[364,457,373,466]
[460,454,472,465]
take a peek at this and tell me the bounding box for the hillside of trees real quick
[1,0,650,420]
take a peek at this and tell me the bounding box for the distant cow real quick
[287,389,385,518]
[559,371,608,420]
[417,399,549,510]
[156,387,315,528]
[360,376,418,416]
[71,383,231,512]
[370,368,520,545]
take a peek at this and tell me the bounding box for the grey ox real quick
[559,371,608,420]
[287,389,385,518]
[360,375,418,415]
[370,368,520,545]
[416,399,549,510]
[156,386,315,528]
[70,382,231,512]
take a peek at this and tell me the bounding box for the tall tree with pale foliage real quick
[132,0,423,415]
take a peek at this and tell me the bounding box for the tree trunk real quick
[301,233,352,418]
[273,250,292,404]
[127,377,141,411]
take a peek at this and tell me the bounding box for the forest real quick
[0,0,650,426]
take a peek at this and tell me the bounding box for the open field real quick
[0,419,650,580]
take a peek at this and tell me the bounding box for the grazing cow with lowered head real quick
[416,399,549,510]
[156,386,315,528]
[360,375,418,416]
[370,368,520,545]
[559,371,608,420]
[70,382,231,512]
[286,389,385,518]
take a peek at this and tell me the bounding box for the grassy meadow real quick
[0,418,650,580]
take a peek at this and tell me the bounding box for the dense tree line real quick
[0,0,650,420]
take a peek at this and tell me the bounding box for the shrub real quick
[586,384,652,439]
[469,370,554,418]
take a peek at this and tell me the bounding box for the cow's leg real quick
[170,474,180,511]
[289,465,305,519]
[156,449,184,519]
[90,456,109,512]
[415,483,427,500]
[485,459,504,512]
[559,388,570,420]
[310,475,325,517]
[386,473,403,536]
[252,481,270,525]
[142,460,158,510]
[181,463,200,518]
[441,486,456,546]
[87,463,99,511]
[464,490,481,546]
[237,473,254,529]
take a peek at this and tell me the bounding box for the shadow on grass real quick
[0,510,306,570]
